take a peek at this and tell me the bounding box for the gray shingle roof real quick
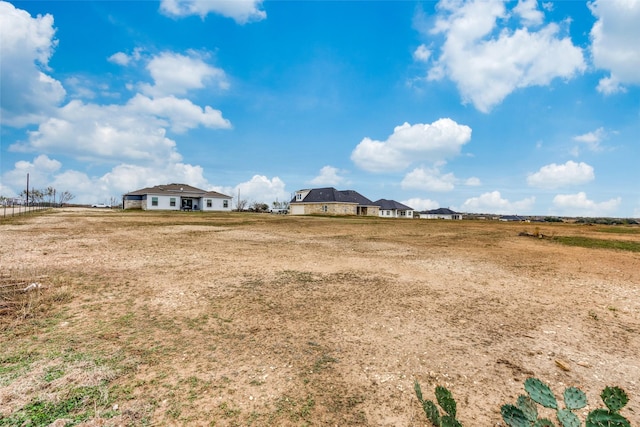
[423,208,460,215]
[125,184,230,198]
[292,187,375,206]
[374,199,413,210]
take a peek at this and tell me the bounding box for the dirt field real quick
[1,208,639,426]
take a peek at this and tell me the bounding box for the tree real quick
[45,186,56,205]
[57,190,75,206]
[236,199,248,211]
[250,202,269,212]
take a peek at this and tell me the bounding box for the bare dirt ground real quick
[1,208,639,426]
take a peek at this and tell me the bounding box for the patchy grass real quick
[553,236,640,252]
[594,226,640,235]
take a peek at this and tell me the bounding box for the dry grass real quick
[1,209,639,426]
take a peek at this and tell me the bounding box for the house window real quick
[170,198,176,207]
[152,197,158,206]
[206,199,212,208]
[322,205,328,212]
[296,194,302,201]
[223,200,228,208]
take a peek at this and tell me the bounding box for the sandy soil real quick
[1,208,639,426]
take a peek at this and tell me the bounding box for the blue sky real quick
[1,0,639,217]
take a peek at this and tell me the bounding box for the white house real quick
[374,199,414,219]
[123,183,232,212]
[418,208,463,220]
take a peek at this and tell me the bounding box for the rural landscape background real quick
[1,208,639,425]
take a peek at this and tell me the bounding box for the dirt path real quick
[1,209,639,426]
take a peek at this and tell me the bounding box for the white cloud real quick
[140,51,229,97]
[589,0,640,94]
[425,0,585,112]
[572,127,607,153]
[413,44,431,62]
[233,175,288,206]
[527,161,594,189]
[552,192,621,217]
[10,96,230,164]
[461,190,535,214]
[309,166,346,186]
[351,118,472,172]
[159,0,266,23]
[128,94,231,133]
[108,48,143,67]
[401,197,440,212]
[108,52,130,66]
[0,1,65,127]
[514,0,544,26]
[1,155,62,198]
[401,166,456,192]
[465,176,481,186]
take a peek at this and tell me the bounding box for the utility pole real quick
[26,173,29,208]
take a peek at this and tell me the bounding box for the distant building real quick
[123,183,232,211]
[289,187,379,216]
[418,208,463,220]
[499,215,526,222]
[374,199,414,219]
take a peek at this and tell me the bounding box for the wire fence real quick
[1,203,52,218]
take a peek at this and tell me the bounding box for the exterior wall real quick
[290,203,379,216]
[379,209,397,218]
[419,213,462,220]
[144,195,181,211]
[290,203,357,215]
[359,206,379,216]
[202,197,232,212]
[379,209,414,218]
[399,210,414,218]
[124,199,143,210]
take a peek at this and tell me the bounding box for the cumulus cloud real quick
[108,52,130,66]
[309,166,346,186]
[513,0,544,26]
[401,166,456,192]
[527,161,594,189]
[233,175,288,206]
[572,127,607,153]
[10,96,230,163]
[351,118,472,172]
[589,0,640,94]
[108,48,143,67]
[425,0,585,112]
[0,1,65,126]
[401,197,440,212]
[461,191,535,214]
[413,44,431,62]
[552,192,621,217]
[160,0,266,23]
[140,51,229,97]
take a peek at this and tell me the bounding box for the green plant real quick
[501,377,631,427]
[415,378,631,427]
[414,381,462,427]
